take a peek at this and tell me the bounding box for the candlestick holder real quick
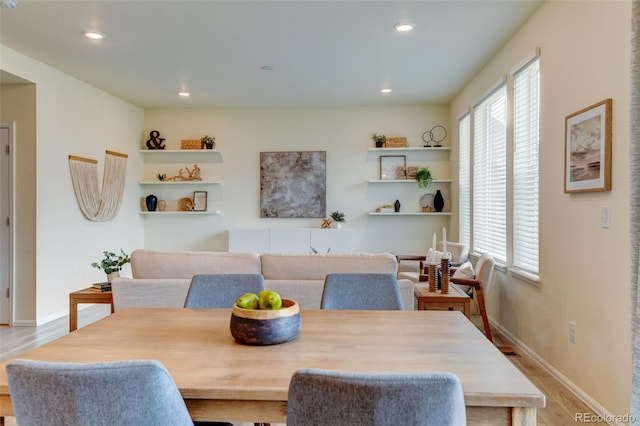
[440,254,451,294]
[428,263,437,292]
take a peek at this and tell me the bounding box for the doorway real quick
[0,123,13,325]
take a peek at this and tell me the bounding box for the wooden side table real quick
[414,283,471,319]
[69,287,114,332]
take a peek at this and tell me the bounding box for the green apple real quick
[258,290,282,310]
[236,292,259,309]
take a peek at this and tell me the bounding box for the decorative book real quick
[92,282,111,292]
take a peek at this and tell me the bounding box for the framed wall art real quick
[260,151,326,218]
[564,98,612,193]
[192,191,208,211]
[379,155,406,180]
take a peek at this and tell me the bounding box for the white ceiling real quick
[0,0,543,108]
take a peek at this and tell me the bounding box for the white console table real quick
[228,228,353,254]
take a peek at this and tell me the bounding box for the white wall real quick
[1,45,145,324]
[449,1,631,417]
[143,106,451,254]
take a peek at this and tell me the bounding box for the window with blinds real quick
[512,58,540,277]
[459,113,471,248]
[473,85,507,262]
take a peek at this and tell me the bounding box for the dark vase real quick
[394,199,401,212]
[145,194,158,212]
[433,190,444,212]
[375,141,384,148]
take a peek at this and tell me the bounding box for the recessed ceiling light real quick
[178,92,190,98]
[394,22,415,32]
[380,88,392,94]
[84,31,105,40]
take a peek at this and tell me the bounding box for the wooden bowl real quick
[230,299,301,346]
[229,299,302,346]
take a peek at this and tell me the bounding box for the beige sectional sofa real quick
[111,249,414,311]
[261,253,412,308]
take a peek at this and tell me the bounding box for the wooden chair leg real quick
[475,288,493,343]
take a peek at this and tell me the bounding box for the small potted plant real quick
[201,135,216,150]
[372,133,386,148]
[330,211,346,229]
[92,249,131,283]
[415,167,433,188]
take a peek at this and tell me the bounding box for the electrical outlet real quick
[569,321,576,344]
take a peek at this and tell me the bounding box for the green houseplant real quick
[330,211,346,228]
[371,133,386,148]
[201,135,216,149]
[415,167,433,188]
[92,249,131,282]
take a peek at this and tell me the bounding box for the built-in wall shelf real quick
[367,179,451,184]
[138,181,221,186]
[368,145,452,217]
[368,212,451,216]
[138,149,222,163]
[139,149,223,216]
[138,149,222,155]
[368,147,451,152]
[139,210,222,216]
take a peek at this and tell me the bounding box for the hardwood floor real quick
[0,307,605,425]
[469,315,607,426]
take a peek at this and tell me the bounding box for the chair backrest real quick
[474,252,495,293]
[436,241,470,266]
[320,273,404,310]
[6,359,194,426]
[184,273,265,308]
[111,278,192,311]
[287,368,466,426]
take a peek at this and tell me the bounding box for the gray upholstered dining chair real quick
[184,273,265,308]
[6,359,195,426]
[320,273,404,310]
[287,368,466,426]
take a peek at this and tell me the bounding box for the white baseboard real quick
[36,310,67,326]
[11,319,36,327]
[489,318,623,426]
[12,304,108,328]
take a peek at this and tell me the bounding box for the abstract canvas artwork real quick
[260,151,326,218]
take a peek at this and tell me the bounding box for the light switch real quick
[601,206,610,229]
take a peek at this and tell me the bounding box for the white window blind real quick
[473,85,507,262]
[513,58,540,276]
[459,113,471,248]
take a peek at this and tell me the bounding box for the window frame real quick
[458,50,541,284]
[512,55,541,282]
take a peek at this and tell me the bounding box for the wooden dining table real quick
[0,308,544,425]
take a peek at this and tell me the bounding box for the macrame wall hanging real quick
[68,150,128,222]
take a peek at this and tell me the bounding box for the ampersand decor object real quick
[146,130,166,150]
